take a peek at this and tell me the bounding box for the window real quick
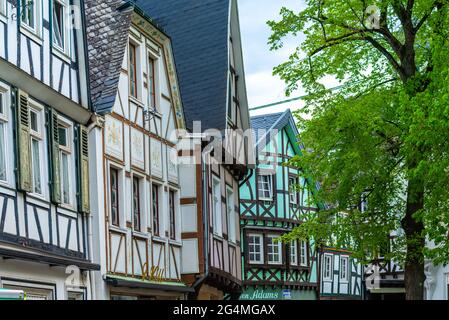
[21,0,39,33]
[226,186,236,243]
[340,256,349,282]
[212,177,222,236]
[446,274,449,300]
[129,42,138,98]
[58,124,72,205]
[323,254,332,281]
[29,107,43,195]
[267,235,282,265]
[289,177,298,204]
[248,234,263,264]
[257,174,272,200]
[169,190,176,240]
[67,291,84,300]
[148,57,156,109]
[110,168,119,226]
[52,0,68,52]
[132,177,141,232]
[0,0,6,16]
[0,90,7,182]
[152,184,159,236]
[290,241,298,266]
[300,241,308,266]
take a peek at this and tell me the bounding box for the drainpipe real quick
[190,144,211,298]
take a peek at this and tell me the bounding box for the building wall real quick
[319,248,363,299]
[0,0,93,300]
[91,16,186,299]
[239,125,319,299]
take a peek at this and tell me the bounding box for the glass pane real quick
[0,93,3,114]
[52,1,64,48]
[31,139,41,194]
[0,122,6,181]
[58,127,67,146]
[30,110,38,132]
[61,152,70,204]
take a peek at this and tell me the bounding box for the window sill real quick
[259,198,273,202]
[129,96,145,107]
[52,46,71,64]
[268,262,283,266]
[20,26,43,46]
[0,13,7,24]
[109,225,127,234]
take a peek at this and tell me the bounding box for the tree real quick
[268,0,449,300]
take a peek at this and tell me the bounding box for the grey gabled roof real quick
[85,0,133,114]
[251,109,303,154]
[138,0,231,131]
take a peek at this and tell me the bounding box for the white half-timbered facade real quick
[319,248,363,300]
[138,0,253,300]
[86,1,192,300]
[0,0,95,300]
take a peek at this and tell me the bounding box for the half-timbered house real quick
[0,0,96,299]
[319,247,363,300]
[364,233,405,300]
[85,0,192,299]
[141,0,253,300]
[239,110,319,300]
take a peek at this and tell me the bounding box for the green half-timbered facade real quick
[239,110,319,300]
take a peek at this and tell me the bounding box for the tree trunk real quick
[402,175,425,300]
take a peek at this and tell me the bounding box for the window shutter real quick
[16,90,32,192]
[49,109,61,204]
[78,125,90,214]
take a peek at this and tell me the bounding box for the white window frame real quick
[146,50,160,113]
[58,116,75,208]
[248,233,263,264]
[290,240,298,266]
[323,254,333,281]
[258,174,273,201]
[0,86,10,185]
[128,37,142,102]
[212,176,222,236]
[28,102,46,199]
[289,176,298,204]
[340,256,349,283]
[267,235,282,265]
[226,186,236,244]
[20,0,41,36]
[300,241,308,267]
[51,0,70,55]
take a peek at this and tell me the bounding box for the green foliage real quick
[268,0,449,265]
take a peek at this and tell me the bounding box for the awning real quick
[105,275,195,293]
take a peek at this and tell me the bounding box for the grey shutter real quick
[49,109,61,204]
[16,90,32,192]
[78,125,90,214]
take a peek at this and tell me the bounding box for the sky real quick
[239,0,339,117]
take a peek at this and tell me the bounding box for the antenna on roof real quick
[249,84,344,111]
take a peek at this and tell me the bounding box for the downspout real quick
[190,146,211,297]
[87,120,97,300]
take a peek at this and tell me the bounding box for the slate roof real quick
[137,0,231,131]
[85,0,133,114]
[251,109,302,153]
